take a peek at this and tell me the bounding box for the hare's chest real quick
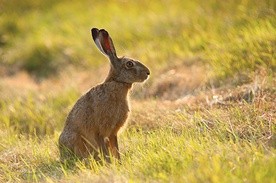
[89,82,131,135]
[109,97,129,123]
[96,95,130,135]
[110,102,129,133]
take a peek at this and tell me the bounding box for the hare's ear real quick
[91,28,117,59]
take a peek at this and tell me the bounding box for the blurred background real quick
[1,0,274,78]
[0,0,275,134]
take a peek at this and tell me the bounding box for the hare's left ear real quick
[91,28,117,59]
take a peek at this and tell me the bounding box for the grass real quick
[0,99,275,182]
[1,0,275,80]
[0,0,275,182]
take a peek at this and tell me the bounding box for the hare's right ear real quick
[91,28,117,59]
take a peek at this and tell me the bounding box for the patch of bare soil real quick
[147,57,208,100]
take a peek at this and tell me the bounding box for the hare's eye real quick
[126,61,134,68]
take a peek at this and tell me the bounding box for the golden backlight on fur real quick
[58,28,150,162]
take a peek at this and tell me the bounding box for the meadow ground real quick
[0,0,275,182]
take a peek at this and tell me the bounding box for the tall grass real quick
[0,88,79,136]
[0,112,275,182]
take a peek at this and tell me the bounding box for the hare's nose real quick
[146,69,150,75]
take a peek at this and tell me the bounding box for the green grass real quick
[0,88,79,136]
[0,0,275,182]
[1,0,275,80]
[0,89,275,182]
[0,103,275,182]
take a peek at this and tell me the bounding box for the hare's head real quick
[91,28,150,84]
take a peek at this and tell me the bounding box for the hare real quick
[58,28,150,162]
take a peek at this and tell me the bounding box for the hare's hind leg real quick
[59,132,78,161]
[60,133,96,160]
[108,134,120,160]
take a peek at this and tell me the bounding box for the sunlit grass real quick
[0,88,79,135]
[0,113,275,182]
[1,0,275,80]
[0,91,275,182]
[0,0,275,182]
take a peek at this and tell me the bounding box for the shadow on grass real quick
[20,158,79,182]
[20,154,111,182]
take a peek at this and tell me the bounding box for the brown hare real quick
[59,28,150,162]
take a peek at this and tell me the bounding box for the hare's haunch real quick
[59,28,150,162]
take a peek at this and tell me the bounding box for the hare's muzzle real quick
[141,69,150,81]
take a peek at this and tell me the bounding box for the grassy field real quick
[0,0,275,182]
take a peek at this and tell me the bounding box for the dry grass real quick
[0,0,275,182]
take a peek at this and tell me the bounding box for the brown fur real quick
[58,28,150,162]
